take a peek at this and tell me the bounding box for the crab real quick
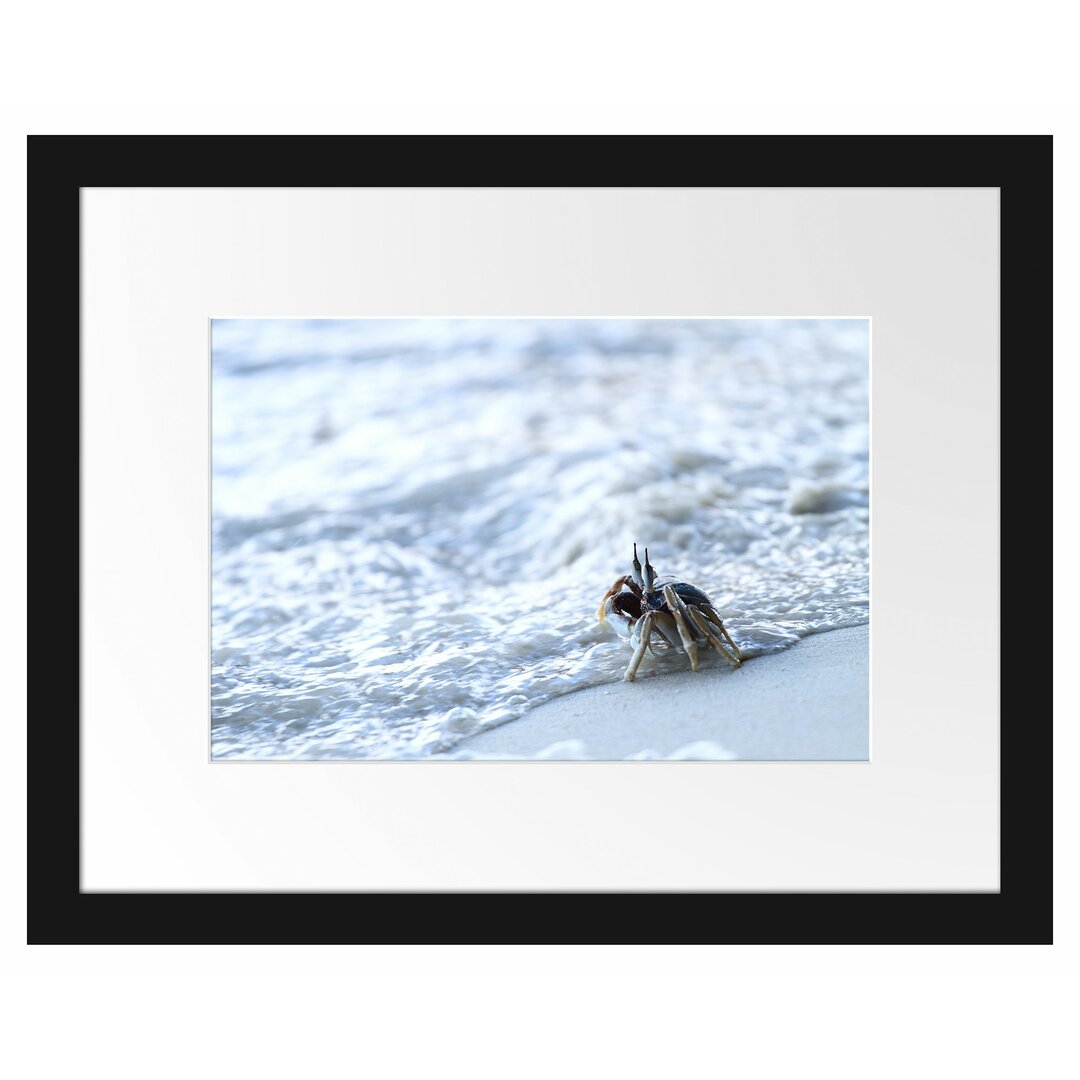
[597,543,743,682]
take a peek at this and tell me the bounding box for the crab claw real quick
[631,542,644,589]
[642,547,656,592]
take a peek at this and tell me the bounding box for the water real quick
[212,318,869,759]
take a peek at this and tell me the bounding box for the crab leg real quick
[689,607,741,669]
[661,584,699,672]
[649,610,679,649]
[702,605,744,661]
[623,610,655,682]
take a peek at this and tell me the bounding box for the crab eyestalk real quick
[631,542,644,590]
[642,546,656,592]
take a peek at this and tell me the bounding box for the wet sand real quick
[457,625,869,760]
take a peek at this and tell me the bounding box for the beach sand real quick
[457,624,868,760]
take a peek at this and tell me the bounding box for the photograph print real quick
[211,318,869,761]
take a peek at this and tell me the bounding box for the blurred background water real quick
[212,318,869,759]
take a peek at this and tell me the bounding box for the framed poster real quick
[30,135,1049,942]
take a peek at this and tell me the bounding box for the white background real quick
[2,4,1076,1079]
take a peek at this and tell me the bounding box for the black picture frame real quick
[30,135,1050,944]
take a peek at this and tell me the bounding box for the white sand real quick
[457,625,868,760]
